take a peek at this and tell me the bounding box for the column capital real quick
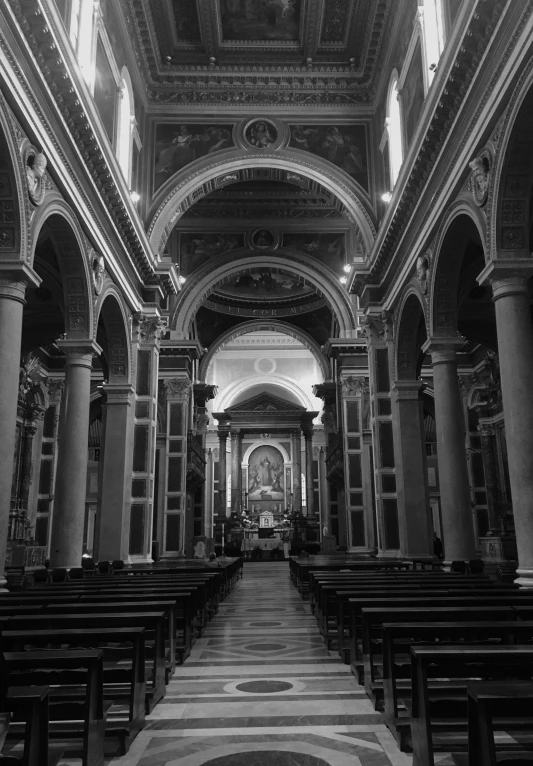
[422,336,463,365]
[391,379,425,401]
[103,383,135,405]
[477,260,533,298]
[163,377,191,400]
[0,262,41,303]
[231,428,242,439]
[56,339,102,368]
[217,427,230,440]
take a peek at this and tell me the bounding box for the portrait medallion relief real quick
[244,119,278,149]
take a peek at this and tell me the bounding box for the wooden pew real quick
[0,686,64,766]
[360,606,516,706]
[457,681,533,766]
[3,612,164,714]
[409,645,533,766]
[347,593,533,676]
[2,649,105,766]
[1,627,145,756]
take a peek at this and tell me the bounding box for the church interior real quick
[1,0,533,764]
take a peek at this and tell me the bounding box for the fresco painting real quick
[154,124,234,192]
[220,0,301,41]
[222,268,312,300]
[248,445,285,501]
[179,232,245,275]
[402,40,425,148]
[289,124,369,191]
[282,233,346,271]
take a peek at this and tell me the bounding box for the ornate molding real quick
[133,314,165,344]
[340,375,369,397]
[164,377,192,398]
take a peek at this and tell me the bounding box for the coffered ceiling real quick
[124,0,394,105]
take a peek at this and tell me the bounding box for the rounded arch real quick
[171,247,357,340]
[214,375,314,412]
[395,288,428,380]
[428,198,487,337]
[29,197,94,340]
[492,54,533,259]
[147,150,377,258]
[242,439,291,467]
[95,286,132,384]
[199,320,330,382]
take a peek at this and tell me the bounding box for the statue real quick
[92,254,105,295]
[26,152,47,204]
[469,153,490,207]
[415,253,430,295]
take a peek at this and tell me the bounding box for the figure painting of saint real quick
[153,123,234,192]
[245,120,277,149]
[220,0,301,41]
[289,124,369,192]
[248,445,284,501]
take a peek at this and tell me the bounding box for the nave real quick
[111,563,413,766]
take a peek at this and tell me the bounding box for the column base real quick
[128,555,154,565]
[515,569,533,589]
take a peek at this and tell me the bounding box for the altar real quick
[241,537,290,560]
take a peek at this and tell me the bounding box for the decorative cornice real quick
[5,0,176,296]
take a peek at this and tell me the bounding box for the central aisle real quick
[112,562,414,766]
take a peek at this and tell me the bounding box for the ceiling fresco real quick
[216,268,313,301]
[220,0,302,42]
[289,124,369,191]
[125,0,394,105]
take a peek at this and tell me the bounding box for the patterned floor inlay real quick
[105,562,418,766]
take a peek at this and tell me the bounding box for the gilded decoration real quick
[25,150,47,205]
[91,253,105,295]
[415,251,430,295]
[468,149,492,207]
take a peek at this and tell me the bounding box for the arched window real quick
[69,0,96,88]
[117,68,134,185]
[422,0,445,84]
[387,74,403,188]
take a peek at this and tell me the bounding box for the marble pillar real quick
[292,430,302,512]
[19,420,38,512]
[217,430,228,519]
[303,427,314,517]
[0,265,40,586]
[391,380,433,558]
[94,383,135,562]
[231,429,242,515]
[422,338,476,562]
[50,340,101,569]
[480,267,533,587]
[477,419,500,533]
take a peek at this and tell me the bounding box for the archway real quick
[395,289,428,379]
[171,248,357,340]
[147,151,377,258]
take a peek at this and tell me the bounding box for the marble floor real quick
[99,562,449,766]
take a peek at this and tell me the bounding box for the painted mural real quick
[154,124,234,192]
[289,125,369,192]
[220,0,302,41]
[248,445,285,502]
[179,232,245,275]
[93,38,117,143]
[220,268,312,300]
[171,0,202,44]
[282,233,346,271]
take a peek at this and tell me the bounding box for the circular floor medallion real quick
[244,643,286,652]
[205,752,330,766]
[248,621,282,627]
[236,680,293,693]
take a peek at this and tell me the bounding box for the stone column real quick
[479,265,533,587]
[292,429,302,511]
[422,338,476,562]
[50,340,101,569]
[18,419,38,513]
[94,384,135,561]
[231,429,242,515]
[217,430,228,519]
[477,418,500,533]
[391,380,433,558]
[0,265,40,586]
[303,425,314,517]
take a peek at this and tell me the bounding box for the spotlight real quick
[179,276,186,285]
[130,191,140,203]
[340,276,348,285]
[343,264,351,273]
[381,192,392,203]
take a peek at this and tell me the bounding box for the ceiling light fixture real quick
[343,264,351,273]
[381,192,392,203]
[340,276,348,285]
[130,191,140,203]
